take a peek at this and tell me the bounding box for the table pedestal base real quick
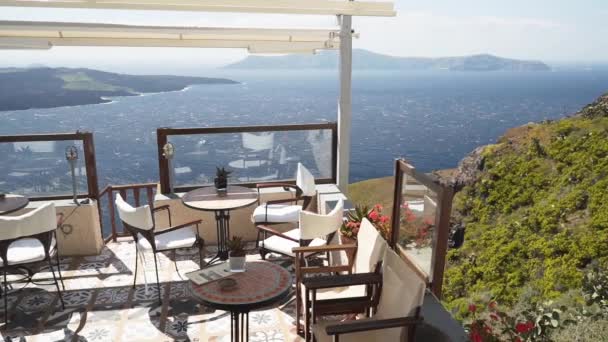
[205,210,231,267]
[231,311,249,342]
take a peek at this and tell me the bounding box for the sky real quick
[0,0,607,72]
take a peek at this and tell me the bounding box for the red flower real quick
[375,204,383,211]
[515,321,534,334]
[380,216,389,223]
[515,338,522,342]
[468,304,477,313]
[469,330,482,342]
[488,301,497,310]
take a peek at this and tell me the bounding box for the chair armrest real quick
[156,220,202,235]
[325,317,423,336]
[152,204,172,226]
[293,244,356,254]
[303,272,382,290]
[256,225,299,243]
[264,197,302,205]
[152,204,170,212]
[256,183,299,190]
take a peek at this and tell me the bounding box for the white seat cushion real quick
[0,238,56,266]
[253,204,302,223]
[313,318,403,342]
[261,228,326,257]
[137,226,197,251]
[301,283,366,302]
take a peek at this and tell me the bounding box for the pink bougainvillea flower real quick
[488,301,497,310]
[368,211,379,221]
[375,204,383,211]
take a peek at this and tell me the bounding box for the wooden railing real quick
[98,182,158,242]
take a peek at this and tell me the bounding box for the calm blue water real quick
[2,69,608,185]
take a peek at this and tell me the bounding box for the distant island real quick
[0,67,238,111]
[225,49,551,72]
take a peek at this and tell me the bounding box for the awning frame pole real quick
[337,13,352,194]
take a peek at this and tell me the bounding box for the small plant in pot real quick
[214,167,231,192]
[227,236,246,272]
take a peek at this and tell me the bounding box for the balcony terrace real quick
[0,127,467,342]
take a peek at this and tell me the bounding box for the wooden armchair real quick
[293,218,388,340]
[257,199,343,260]
[309,248,426,342]
[252,162,316,226]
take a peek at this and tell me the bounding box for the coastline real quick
[0,83,233,112]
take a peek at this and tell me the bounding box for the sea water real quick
[2,69,608,185]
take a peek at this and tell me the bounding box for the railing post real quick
[82,131,99,200]
[107,187,117,242]
[390,159,404,249]
[331,123,338,185]
[157,128,170,194]
[430,185,454,299]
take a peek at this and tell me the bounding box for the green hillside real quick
[444,93,608,316]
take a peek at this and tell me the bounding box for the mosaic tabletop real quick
[191,261,291,312]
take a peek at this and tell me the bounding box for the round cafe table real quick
[0,194,29,215]
[182,185,258,266]
[191,261,291,342]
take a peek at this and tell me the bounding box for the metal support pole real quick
[337,14,353,194]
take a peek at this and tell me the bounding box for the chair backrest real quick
[354,218,388,274]
[296,163,316,197]
[376,248,426,340]
[115,194,154,231]
[299,199,343,240]
[0,202,56,241]
[242,132,274,151]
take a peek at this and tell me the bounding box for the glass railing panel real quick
[395,173,438,279]
[0,140,88,198]
[166,128,334,189]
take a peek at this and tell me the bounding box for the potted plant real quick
[227,236,246,272]
[214,166,231,192]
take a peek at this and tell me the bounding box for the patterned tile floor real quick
[0,238,304,342]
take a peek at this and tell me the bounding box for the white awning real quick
[0,21,342,52]
[0,0,396,16]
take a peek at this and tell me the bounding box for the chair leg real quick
[296,288,302,336]
[48,258,65,310]
[173,250,180,276]
[153,252,161,303]
[198,239,204,267]
[3,268,8,323]
[55,251,65,290]
[133,246,139,289]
